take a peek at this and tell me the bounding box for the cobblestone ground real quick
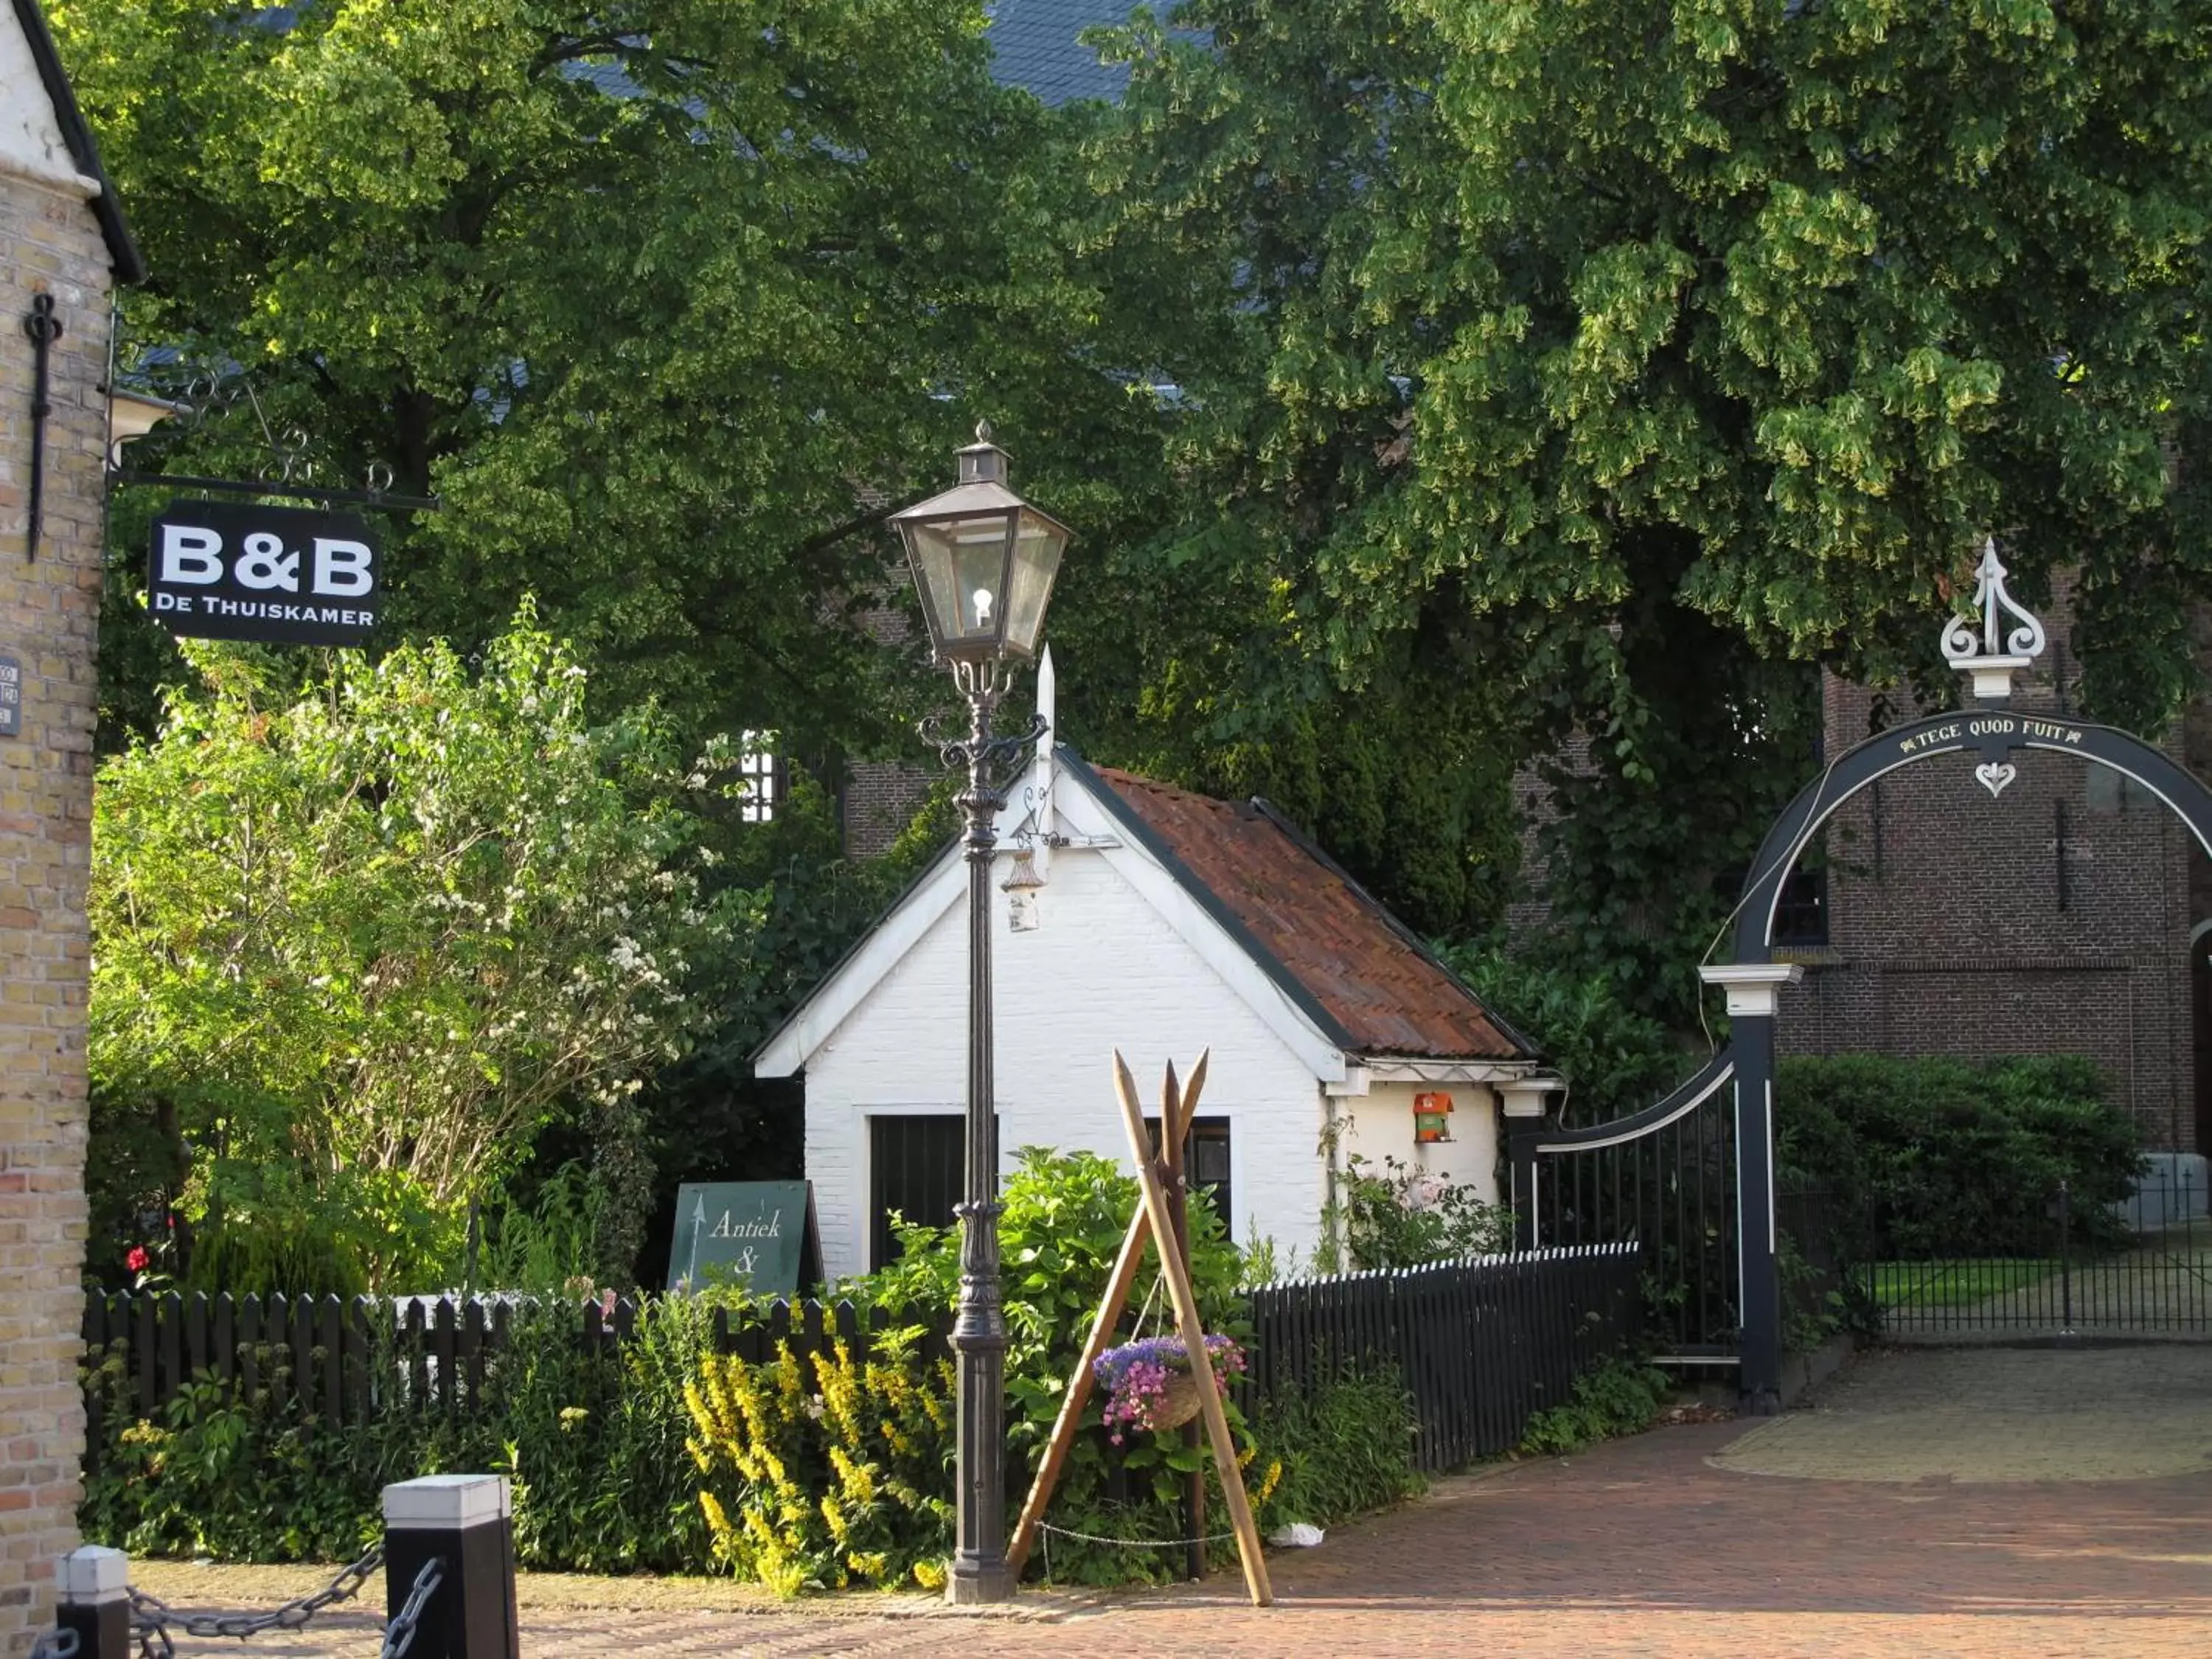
[1715,1342,2212,1482]
[136,1344,2212,1659]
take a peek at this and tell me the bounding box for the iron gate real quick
[1510,1052,1745,1362]
[1829,1161,2212,1340]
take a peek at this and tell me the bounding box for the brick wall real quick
[0,145,112,1650]
[1502,731,1592,940]
[1779,579,2199,1152]
[841,758,936,860]
[838,597,937,858]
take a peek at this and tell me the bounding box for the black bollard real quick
[55,1547,131,1659]
[381,1476,520,1659]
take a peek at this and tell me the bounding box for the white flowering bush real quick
[89,604,739,1291]
[1321,1155,1513,1273]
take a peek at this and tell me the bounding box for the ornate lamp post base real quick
[930,662,1046,1605]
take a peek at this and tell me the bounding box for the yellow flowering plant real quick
[684,1328,953,1595]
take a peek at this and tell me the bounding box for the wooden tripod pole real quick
[1004,1051,1208,1579]
[1113,1051,1273,1607]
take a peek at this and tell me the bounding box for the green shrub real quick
[81,1150,1434,1591]
[473,1165,605,1294]
[1247,1366,1423,1528]
[1777,1054,2143,1259]
[684,1331,953,1594]
[1319,1155,1512,1273]
[1517,1359,1670,1456]
[1433,942,1687,1122]
[851,1146,1252,1586]
[80,1295,714,1573]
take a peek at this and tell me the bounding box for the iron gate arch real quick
[1512,549,2212,1410]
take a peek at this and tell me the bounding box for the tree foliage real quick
[56,0,1147,764]
[1082,0,2212,1002]
[90,613,734,1290]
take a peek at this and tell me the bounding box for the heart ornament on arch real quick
[1974,761,2018,799]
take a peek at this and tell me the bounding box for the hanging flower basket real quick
[1093,1334,1246,1445]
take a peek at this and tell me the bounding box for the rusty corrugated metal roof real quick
[1078,758,1533,1062]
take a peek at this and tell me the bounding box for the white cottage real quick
[755,661,1557,1279]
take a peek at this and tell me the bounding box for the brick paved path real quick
[1715,1343,2212,1482]
[139,1346,2212,1658]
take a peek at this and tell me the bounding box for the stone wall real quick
[0,142,111,1655]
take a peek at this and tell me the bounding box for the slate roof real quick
[13,0,143,282]
[1068,753,1536,1062]
[986,0,1168,106]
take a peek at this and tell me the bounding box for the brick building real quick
[1776,579,2205,1155]
[0,1,141,1649]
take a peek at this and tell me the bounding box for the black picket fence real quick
[80,1290,946,1461]
[84,1243,1644,1478]
[1243,1242,1643,1473]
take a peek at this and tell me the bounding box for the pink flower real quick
[125,1247,149,1273]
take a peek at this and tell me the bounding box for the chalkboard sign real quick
[666,1181,821,1295]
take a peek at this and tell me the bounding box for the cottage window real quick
[1144,1116,1234,1237]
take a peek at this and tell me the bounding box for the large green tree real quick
[58,0,1163,764]
[1079,0,2212,1009]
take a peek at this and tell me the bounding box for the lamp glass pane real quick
[901,519,964,653]
[950,515,1014,644]
[902,512,1015,655]
[1001,508,1068,658]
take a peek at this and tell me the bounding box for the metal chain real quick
[28,1628,80,1659]
[379,1556,444,1659]
[1037,1519,1237,1585]
[1036,1520,1234,1549]
[128,1545,382,1653]
[131,1607,171,1659]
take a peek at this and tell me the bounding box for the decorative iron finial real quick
[1939,538,2046,701]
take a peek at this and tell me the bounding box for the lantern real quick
[889,422,1071,667]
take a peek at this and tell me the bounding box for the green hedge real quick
[81,1295,715,1572]
[80,1150,1426,1587]
[1776,1054,2143,1259]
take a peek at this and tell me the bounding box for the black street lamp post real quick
[890,425,1070,1605]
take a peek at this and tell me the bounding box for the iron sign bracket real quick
[107,467,439,512]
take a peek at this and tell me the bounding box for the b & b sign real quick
[148,501,381,647]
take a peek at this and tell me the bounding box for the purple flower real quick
[1093,1334,1245,1434]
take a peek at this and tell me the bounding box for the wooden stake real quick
[1162,1060,1205,1582]
[1006,1052,1209,1578]
[1005,1201,1149,1579]
[1113,1052,1273,1607]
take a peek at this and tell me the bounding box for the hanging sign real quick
[0,654,20,738]
[147,501,382,647]
[665,1181,822,1295]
